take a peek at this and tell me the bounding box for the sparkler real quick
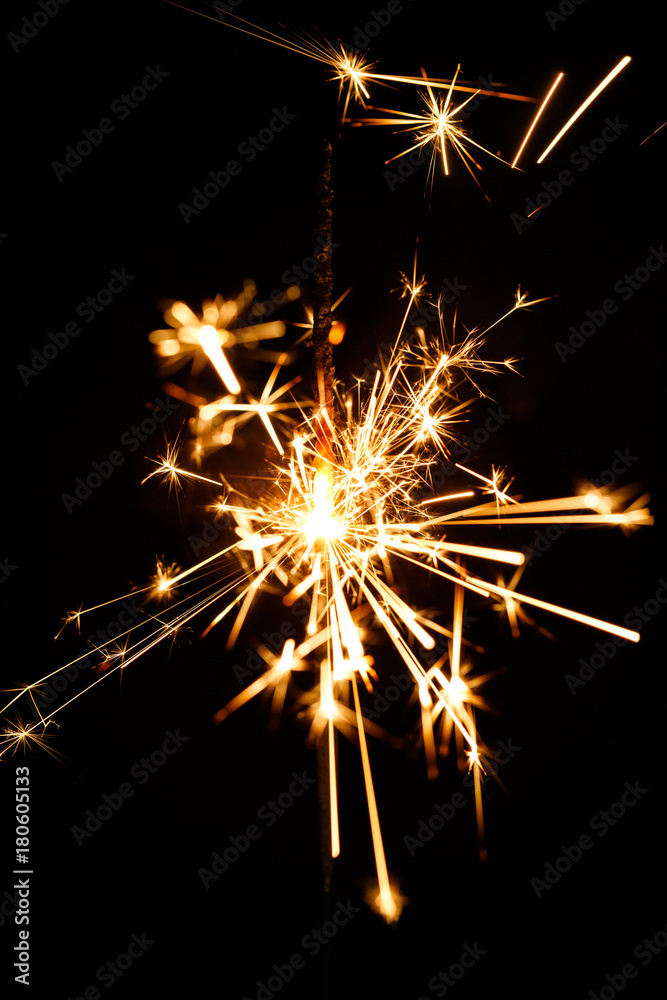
[2,267,651,921]
[2,7,652,930]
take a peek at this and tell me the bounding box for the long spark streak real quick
[511,72,564,167]
[537,57,631,163]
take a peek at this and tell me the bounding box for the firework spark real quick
[162,1,534,118]
[344,65,517,196]
[537,56,631,163]
[3,275,650,921]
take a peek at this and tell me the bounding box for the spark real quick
[537,56,631,163]
[512,72,564,167]
[163,2,534,116]
[5,272,650,914]
[345,66,515,197]
[149,286,286,396]
[639,121,667,145]
[1,719,63,761]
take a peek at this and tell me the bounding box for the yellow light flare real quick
[199,324,241,394]
[537,57,631,163]
[149,287,287,436]
[328,321,346,345]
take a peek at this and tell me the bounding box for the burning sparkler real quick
[2,266,651,921]
[1,6,652,930]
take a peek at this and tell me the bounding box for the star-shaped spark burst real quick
[345,66,518,197]
[149,284,288,394]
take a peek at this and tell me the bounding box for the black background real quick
[1,1,665,998]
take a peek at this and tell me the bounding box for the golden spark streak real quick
[199,324,241,394]
[511,72,564,167]
[469,577,640,642]
[420,491,475,504]
[352,675,399,923]
[537,57,631,163]
[640,121,667,145]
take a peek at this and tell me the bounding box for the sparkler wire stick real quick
[311,140,339,898]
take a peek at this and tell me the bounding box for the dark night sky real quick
[1,2,665,998]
